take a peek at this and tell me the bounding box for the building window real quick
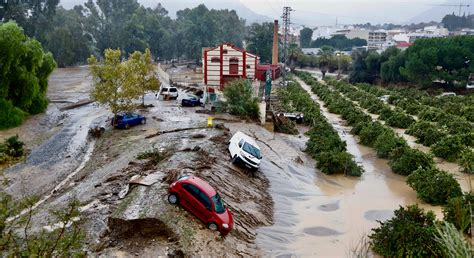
[229,58,239,75]
[246,65,251,69]
[223,49,228,54]
[211,57,220,63]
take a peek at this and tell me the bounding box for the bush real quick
[431,135,465,162]
[443,193,474,234]
[389,147,434,176]
[459,150,474,174]
[384,110,415,129]
[369,205,443,257]
[316,151,363,176]
[219,79,259,119]
[358,122,387,147]
[407,167,462,205]
[0,99,28,129]
[406,121,446,146]
[374,131,407,158]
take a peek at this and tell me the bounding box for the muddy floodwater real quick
[0,67,457,257]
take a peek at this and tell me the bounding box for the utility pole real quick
[282,6,292,80]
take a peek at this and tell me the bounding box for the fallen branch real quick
[145,126,208,139]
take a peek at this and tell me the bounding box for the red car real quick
[168,176,234,235]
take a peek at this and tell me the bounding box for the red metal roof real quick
[396,41,412,48]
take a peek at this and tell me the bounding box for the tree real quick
[246,22,274,64]
[88,49,139,118]
[318,46,335,78]
[311,35,367,50]
[288,43,303,72]
[127,49,161,106]
[218,79,259,119]
[0,21,56,129]
[299,27,313,48]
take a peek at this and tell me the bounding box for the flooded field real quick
[0,66,459,256]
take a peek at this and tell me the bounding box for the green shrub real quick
[418,108,439,122]
[431,135,466,162]
[219,79,259,119]
[406,121,446,146]
[443,192,474,234]
[316,151,363,176]
[384,110,415,129]
[389,147,434,176]
[369,205,443,257]
[374,131,407,158]
[4,135,25,157]
[407,167,462,205]
[459,150,474,174]
[358,122,388,147]
[0,99,28,129]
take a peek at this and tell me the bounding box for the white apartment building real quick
[368,31,387,50]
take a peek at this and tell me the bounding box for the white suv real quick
[228,131,262,170]
[160,86,178,100]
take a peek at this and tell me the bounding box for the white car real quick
[159,86,178,100]
[228,131,262,170]
[378,95,390,103]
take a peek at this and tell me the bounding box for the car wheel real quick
[207,222,218,231]
[231,155,238,164]
[168,193,179,204]
[141,118,146,124]
[125,123,130,129]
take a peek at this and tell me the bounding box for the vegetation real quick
[435,221,474,258]
[299,27,313,48]
[246,22,275,63]
[351,37,474,89]
[311,35,367,50]
[369,205,443,257]
[88,48,160,117]
[0,193,85,256]
[0,22,56,129]
[443,192,474,234]
[442,13,474,31]
[407,167,462,205]
[459,150,474,174]
[278,78,363,176]
[1,1,247,65]
[0,136,25,166]
[388,147,434,176]
[431,135,466,162]
[218,80,259,120]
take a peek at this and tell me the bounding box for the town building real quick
[368,31,387,50]
[202,43,259,91]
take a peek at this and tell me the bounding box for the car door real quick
[195,189,213,222]
[181,183,210,222]
[180,183,200,215]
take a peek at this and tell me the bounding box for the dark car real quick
[181,95,201,107]
[277,112,304,124]
[168,176,234,235]
[111,113,146,129]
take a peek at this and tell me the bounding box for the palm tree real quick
[287,43,302,72]
[318,45,335,79]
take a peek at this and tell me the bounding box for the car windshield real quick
[242,142,262,159]
[170,88,177,92]
[211,194,225,214]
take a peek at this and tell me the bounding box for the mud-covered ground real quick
[3,66,465,257]
[1,66,273,256]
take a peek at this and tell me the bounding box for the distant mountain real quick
[60,0,272,24]
[408,0,473,23]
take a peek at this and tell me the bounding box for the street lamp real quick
[336,52,341,77]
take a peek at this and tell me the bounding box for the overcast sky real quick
[60,0,474,25]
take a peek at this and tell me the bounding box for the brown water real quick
[241,78,443,257]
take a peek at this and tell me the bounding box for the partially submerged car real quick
[168,176,234,235]
[378,95,390,103]
[228,131,262,170]
[111,113,146,129]
[277,112,304,124]
[438,92,456,97]
[181,94,202,107]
